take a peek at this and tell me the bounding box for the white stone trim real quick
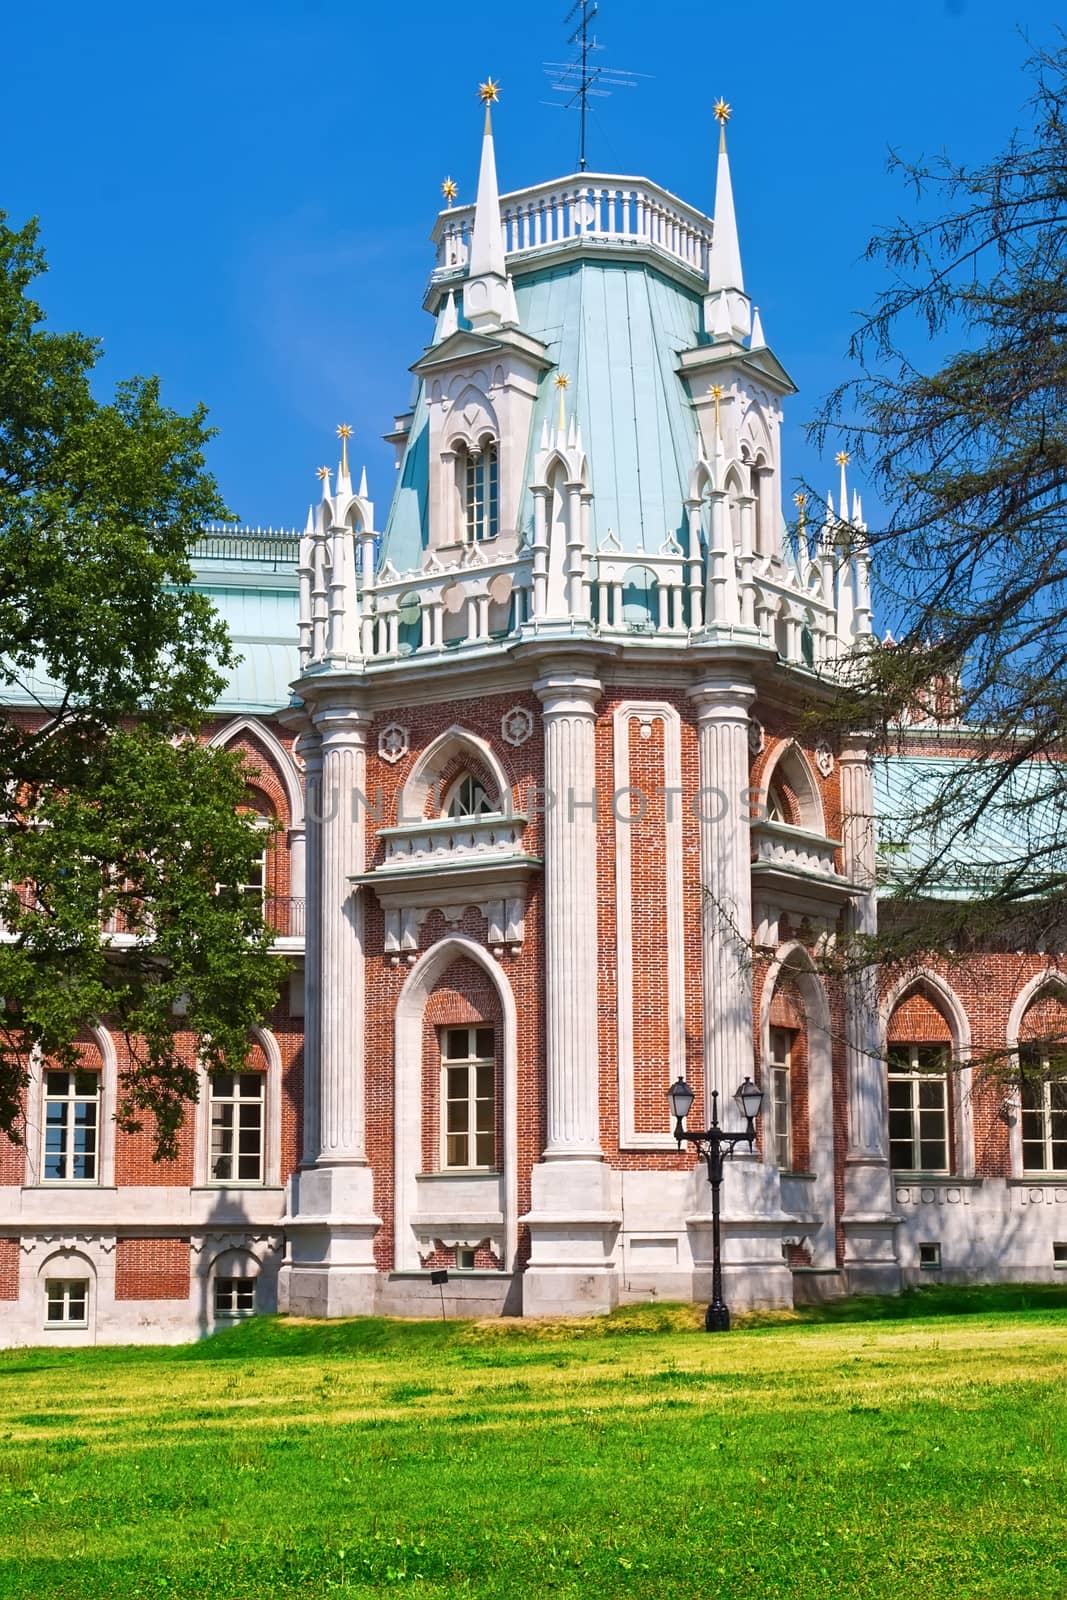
[23,1027,118,1190]
[393,936,519,1273]
[209,717,304,827]
[757,740,826,835]
[759,942,836,1266]
[881,968,974,1180]
[192,1026,284,1190]
[612,701,685,1149]
[1005,968,1067,1178]
[399,725,513,820]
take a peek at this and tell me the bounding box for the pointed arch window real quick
[887,1043,950,1172]
[464,440,499,543]
[1019,1044,1067,1172]
[444,774,498,818]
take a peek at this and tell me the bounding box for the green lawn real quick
[1,1287,1065,1599]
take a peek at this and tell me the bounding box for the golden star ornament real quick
[713,98,732,124]
[478,78,501,105]
[441,177,458,206]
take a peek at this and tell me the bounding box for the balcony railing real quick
[376,814,529,872]
[432,175,713,284]
[751,822,841,880]
[264,896,305,938]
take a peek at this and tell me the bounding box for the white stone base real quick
[279,1163,381,1318]
[842,1157,903,1296]
[520,1158,621,1317]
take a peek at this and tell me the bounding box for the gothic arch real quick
[758,941,835,1265]
[759,741,826,834]
[444,385,500,453]
[24,1025,119,1188]
[209,718,304,828]
[880,968,974,1178]
[393,936,519,1272]
[192,1025,284,1189]
[1005,969,1067,1176]
[399,726,512,820]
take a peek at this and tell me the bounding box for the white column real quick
[536,670,602,1158]
[689,675,756,1107]
[531,487,550,617]
[838,733,901,1292]
[839,735,885,1160]
[296,731,321,1168]
[314,702,372,1163]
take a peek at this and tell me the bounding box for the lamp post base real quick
[704,1301,731,1333]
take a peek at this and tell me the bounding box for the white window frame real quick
[208,1070,266,1184]
[888,1043,951,1174]
[768,1026,793,1170]
[463,439,499,544]
[193,1027,283,1190]
[41,1067,101,1184]
[45,1277,89,1328]
[443,773,498,819]
[441,1025,497,1171]
[25,1029,117,1189]
[214,1274,257,1317]
[1019,1044,1067,1173]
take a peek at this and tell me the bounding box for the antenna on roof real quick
[543,1,647,172]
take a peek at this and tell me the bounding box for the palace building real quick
[2,95,1065,1345]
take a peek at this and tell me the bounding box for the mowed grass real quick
[0,1287,1065,1600]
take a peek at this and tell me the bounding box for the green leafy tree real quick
[814,39,1067,962]
[0,214,281,1155]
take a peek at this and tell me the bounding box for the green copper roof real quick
[873,754,1067,900]
[381,257,705,573]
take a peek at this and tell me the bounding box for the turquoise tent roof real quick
[381,257,705,573]
[874,754,1067,899]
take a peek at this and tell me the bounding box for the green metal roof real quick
[381,257,706,573]
[873,754,1067,899]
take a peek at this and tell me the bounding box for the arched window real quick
[621,565,658,629]
[886,988,954,1173]
[766,781,791,825]
[1016,984,1067,1172]
[463,439,499,542]
[444,774,498,818]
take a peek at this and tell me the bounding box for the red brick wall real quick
[887,992,953,1043]
[114,1236,191,1300]
[768,977,811,1173]
[0,1238,19,1299]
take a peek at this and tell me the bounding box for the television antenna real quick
[543,1,648,172]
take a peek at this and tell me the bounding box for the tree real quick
[813,39,1067,968]
[0,214,281,1156]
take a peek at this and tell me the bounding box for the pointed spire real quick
[708,103,744,292]
[359,464,369,500]
[317,464,332,503]
[836,452,850,526]
[437,287,459,343]
[465,81,517,333]
[469,85,506,281]
[336,425,353,497]
[556,373,570,436]
[750,305,765,347]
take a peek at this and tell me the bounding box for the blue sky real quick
[3,0,1061,532]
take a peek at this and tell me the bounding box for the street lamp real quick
[667,1074,764,1332]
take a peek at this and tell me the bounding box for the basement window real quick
[455,1247,476,1271]
[215,1276,256,1317]
[45,1279,89,1328]
[918,1242,942,1270]
[1054,1242,1067,1268]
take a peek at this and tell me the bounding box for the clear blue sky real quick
[3,0,1060,531]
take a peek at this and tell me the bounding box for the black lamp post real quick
[667,1074,764,1332]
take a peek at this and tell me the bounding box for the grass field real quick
[1,1286,1065,1600]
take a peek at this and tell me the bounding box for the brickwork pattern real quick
[114,1235,191,1300]
[0,1238,19,1299]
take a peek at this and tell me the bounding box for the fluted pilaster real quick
[313,702,372,1163]
[689,675,756,1106]
[839,735,885,1159]
[534,669,602,1159]
[298,732,323,1167]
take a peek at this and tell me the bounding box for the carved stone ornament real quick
[747,717,765,757]
[814,740,835,778]
[501,706,534,748]
[378,723,410,765]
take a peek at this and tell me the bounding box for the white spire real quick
[469,100,506,281]
[708,117,744,292]
[750,305,765,348]
[704,108,751,345]
[436,287,459,343]
[465,90,518,333]
[359,464,369,500]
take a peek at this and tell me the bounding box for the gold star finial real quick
[442,176,458,207]
[478,78,501,106]
[708,383,724,438]
[713,99,732,125]
[555,373,570,433]
[835,451,851,468]
[316,465,330,483]
[794,491,808,508]
[337,424,352,478]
